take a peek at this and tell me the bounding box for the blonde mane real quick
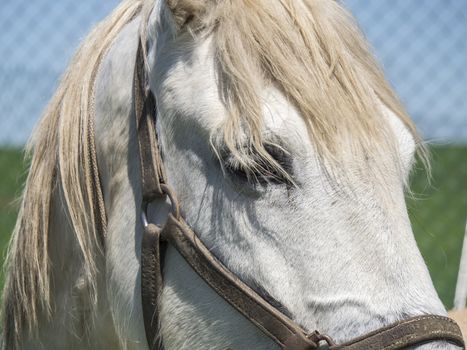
[1,0,144,346]
[185,0,427,178]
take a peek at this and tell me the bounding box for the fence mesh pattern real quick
[0,0,119,145]
[345,0,467,142]
[0,1,466,307]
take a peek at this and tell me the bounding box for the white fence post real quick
[454,219,467,310]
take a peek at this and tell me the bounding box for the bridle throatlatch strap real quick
[132,38,466,350]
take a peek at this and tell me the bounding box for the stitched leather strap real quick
[135,40,166,350]
[134,40,166,201]
[141,224,165,350]
[330,315,465,350]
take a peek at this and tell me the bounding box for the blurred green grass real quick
[0,148,27,292]
[0,146,466,308]
[408,145,467,309]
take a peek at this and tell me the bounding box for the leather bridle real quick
[94,37,466,350]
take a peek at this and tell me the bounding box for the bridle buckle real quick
[307,331,336,347]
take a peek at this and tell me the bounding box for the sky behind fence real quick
[0,0,466,145]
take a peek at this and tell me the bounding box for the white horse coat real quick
[2,1,461,349]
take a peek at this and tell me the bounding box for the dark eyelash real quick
[263,144,293,175]
[220,144,293,185]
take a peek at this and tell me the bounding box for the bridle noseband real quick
[102,39,466,350]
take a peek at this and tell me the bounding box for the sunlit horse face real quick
[140,1,451,349]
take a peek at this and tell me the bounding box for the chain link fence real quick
[0,1,466,307]
[0,0,119,145]
[345,0,467,142]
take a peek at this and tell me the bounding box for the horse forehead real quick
[160,38,308,141]
[158,37,225,131]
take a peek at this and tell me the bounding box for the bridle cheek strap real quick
[131,39,465,350]
[133,40,166,201]
[141,223,165,350]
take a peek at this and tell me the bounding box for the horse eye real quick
[220,144,293,186]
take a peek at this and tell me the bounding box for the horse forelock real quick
[163,0,428,183]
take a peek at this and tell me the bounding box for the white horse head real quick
[2,0,460,349]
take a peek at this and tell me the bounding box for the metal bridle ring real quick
[141,184,180,228]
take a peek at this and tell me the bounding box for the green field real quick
[0,146,466,308]
[409,145,467,309]
[0,149,27,290]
